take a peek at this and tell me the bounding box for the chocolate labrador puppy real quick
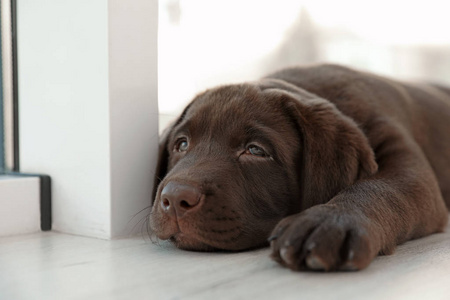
[150,64,450,271]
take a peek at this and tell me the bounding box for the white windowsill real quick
[0,175,40,236]
[1,219,449,300]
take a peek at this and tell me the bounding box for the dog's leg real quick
[270,130,449,271]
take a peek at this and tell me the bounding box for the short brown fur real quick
[150,64,450,271]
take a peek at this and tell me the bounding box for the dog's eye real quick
[247,145,267,157]
[175,139,189,152]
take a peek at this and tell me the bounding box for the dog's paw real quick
[269,204,380,271]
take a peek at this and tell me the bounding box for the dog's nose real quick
[160,182,203,217]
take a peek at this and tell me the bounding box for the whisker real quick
[130,205,152,220]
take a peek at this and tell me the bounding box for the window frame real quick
[1,0,51,233]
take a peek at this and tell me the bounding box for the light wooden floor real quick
[1,218,450,300]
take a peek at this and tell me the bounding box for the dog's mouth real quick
[165,217,245,251]
[150,213,238,251]
[150,198,257,251]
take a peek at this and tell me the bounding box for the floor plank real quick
[1,219,449,300]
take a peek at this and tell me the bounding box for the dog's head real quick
[149,79,377,251]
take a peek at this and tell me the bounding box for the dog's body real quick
[150,64,450,271]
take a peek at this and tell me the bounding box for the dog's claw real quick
[306,254,327,271]
[280,246,295,266]
[267,234,278,242]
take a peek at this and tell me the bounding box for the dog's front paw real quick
[269,204,380,271]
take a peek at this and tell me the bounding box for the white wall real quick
[108,1,159,237]
[18,0,158,239]
[158,0,450,132]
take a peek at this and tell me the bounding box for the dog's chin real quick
[169,233,219,252]
[168,231,270,252]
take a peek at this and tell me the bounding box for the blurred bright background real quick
[158,0,450,130]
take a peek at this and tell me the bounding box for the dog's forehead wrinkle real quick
[187,87,291,138]
[193,84,261,115]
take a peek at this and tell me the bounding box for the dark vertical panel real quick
[11,0,19,171]
[39,175,52,231]
[0,1,5,170]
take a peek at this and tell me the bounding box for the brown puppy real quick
[150,64,450,271]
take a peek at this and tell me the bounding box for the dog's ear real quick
[151,124,172,203]
[261,80,378,210]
